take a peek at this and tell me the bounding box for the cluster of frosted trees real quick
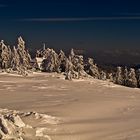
[114,66,140,88]
[36,47,107,80]
[0,37,32,76]
[33,46,140,88]
[0,37,140,88]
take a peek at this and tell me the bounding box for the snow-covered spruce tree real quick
[0,40,11,70]
[41,48,60,72]
[7,46,12,68]
[65,49,88,80]
[35,47,47,70]
[108,73,114,82]
[100,70,107,80]
[65,58,73,80]
[26,49,32,65]
[86,58,100,79]
[41,49,52,72]
[123,67,129,86]
[17,36,31,69]
[58,50,67,72]
[127,68,137,88]
[76,55,88,78]
[3,36,32,76]
[11,46,20,71]
[11,46,28,76]
[65,49,78,79]
[69,48,75,61]
[115,66,124,85]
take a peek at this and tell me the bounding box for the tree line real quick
[0,37,140,88]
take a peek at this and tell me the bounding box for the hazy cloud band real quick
[0,4,7,7]
[20,16,140,22]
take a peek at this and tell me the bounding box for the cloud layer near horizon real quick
[20,16,140,22]
[0,4,7,7]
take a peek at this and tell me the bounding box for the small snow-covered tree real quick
[17,36,31,69]
[0,40,10,69]
[65,49,88,79]
[87,58,100,79]
[26,49,32,65]
[100,70,107,80]
[58,50,67,72]
[65,58,73,80]
[124,67,129,86]
[41,48,60,72]
[108,73,114,82]
[128,68,137,88]
[76,55,88,78]
[69,48,75,61]
[115,66,123,85]
[7,46,12,68]
[65,58,78,79]
[11,46,20,70]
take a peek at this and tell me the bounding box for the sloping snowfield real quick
[0,72,140,140]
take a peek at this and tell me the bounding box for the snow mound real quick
[0,108,60,140]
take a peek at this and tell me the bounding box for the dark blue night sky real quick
[0,0,140,65]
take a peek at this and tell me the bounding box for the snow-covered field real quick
[0,72,140,140]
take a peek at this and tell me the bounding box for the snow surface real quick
[0,72,140,140]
